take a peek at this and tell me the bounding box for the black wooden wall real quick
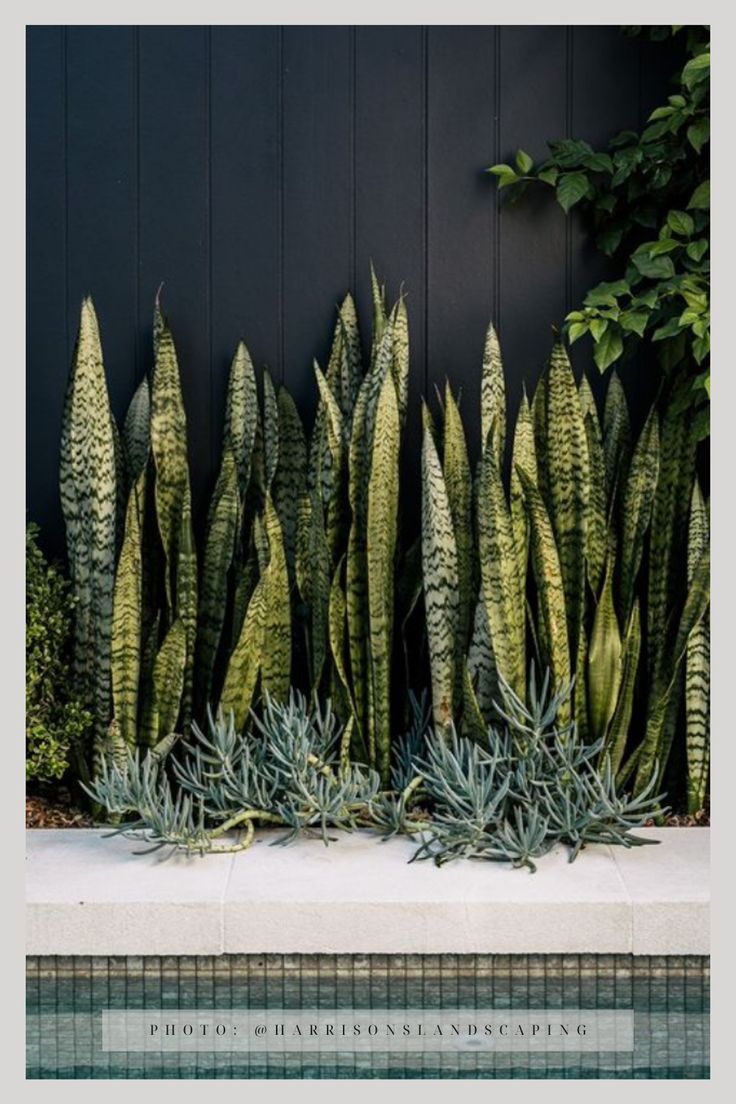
[27,25,673,551]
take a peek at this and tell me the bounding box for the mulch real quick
[26,793,94,829]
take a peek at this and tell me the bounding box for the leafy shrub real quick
[26,524,91,783]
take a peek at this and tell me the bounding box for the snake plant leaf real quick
[421,420,460,734]
[138,611,161,747]
[176,485,198,732]
[111,472,145,748]
[59,297,118,757]
[337,293,363,417]
[224,342,259,500]
[602,370,631,507]
[604,600,642,776]
[478,421,526,698]
[467,594,496,721]
[230,534,259,650]
[478,322,507,463]
[260,495,291,702]
[443,384,473,661]
[367,372,400,781]
[517,467,571,708]
[220,574,267,731]
[578,374,599,428]
[123,378,151,486]
[531,372,550,510]
[583,410,607,598]
[346,317,396,739]
[262,369,279,491]
[619,405,660,626]
[647,383,697,679]
[635,545,710,794]
[510,387,537,593]
[152,617,187,741]
[296,488,330,690]
[462,665,489,744]
[110,410,126,556]
[546,342,590,667]
[273,386,307,581]
[195,451,240,715]
[587,556,622,742]
[153,287,165,359]
[686,480,710,813]
[480,322,505,464]
[150,319,190,618]
[575,621,589,743]
[392,295,410,430]
[328,554,358,731]
[370,261,387,351]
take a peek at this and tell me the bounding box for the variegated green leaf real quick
[220,574,266,731]
[273,386,307,581]
[587,557,622,742]
[604,601,642,776]
[602,370,631,507]
[123,377,151,486]
[480,322,505,464]
[224,342,258,500]
[443,384,473,661]
[478,421,525,698]
[510,387,537,593]
[367,372,400,781]
[546,342,590,667]
[152,617,187,741]
[517,467,571,708]
[262,369,279,491]
[176,485,198,732]
[150,319,190,617]
[686,480,709,813]
[578,374,599,428]
[619,406,660,626]
[59,297,117,761]
[636,545,710,794]
[296,488,330,690]
[584,410,607,598]
[421,420,459,734]
[467,595,496,721]
[260,495,291,701]
[195,451,240,715]
[391,295,410,430]
[111,472,145,747]
[647,385,696,679]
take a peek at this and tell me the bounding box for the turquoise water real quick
[26,954,709,1079]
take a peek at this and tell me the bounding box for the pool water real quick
[26,953,709,1079]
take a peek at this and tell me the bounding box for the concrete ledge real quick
[25,827,709,957]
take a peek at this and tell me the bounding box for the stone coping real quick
[25,827,709,957]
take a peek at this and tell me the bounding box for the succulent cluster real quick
[85,668,663,870]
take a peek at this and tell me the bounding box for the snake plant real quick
[421,323,709,804]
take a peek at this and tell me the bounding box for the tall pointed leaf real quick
[421,422,459,733]
[619,406,660,625]
[480,322,505,463]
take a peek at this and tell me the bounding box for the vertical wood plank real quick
[426,25,496,460]
[210,26,281,448]
[498,26,568,428]
[282,27,352,423]
[66,26,138,424]
[354,26,425,523]
[138,26,211,515]
[26,26,67,552]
